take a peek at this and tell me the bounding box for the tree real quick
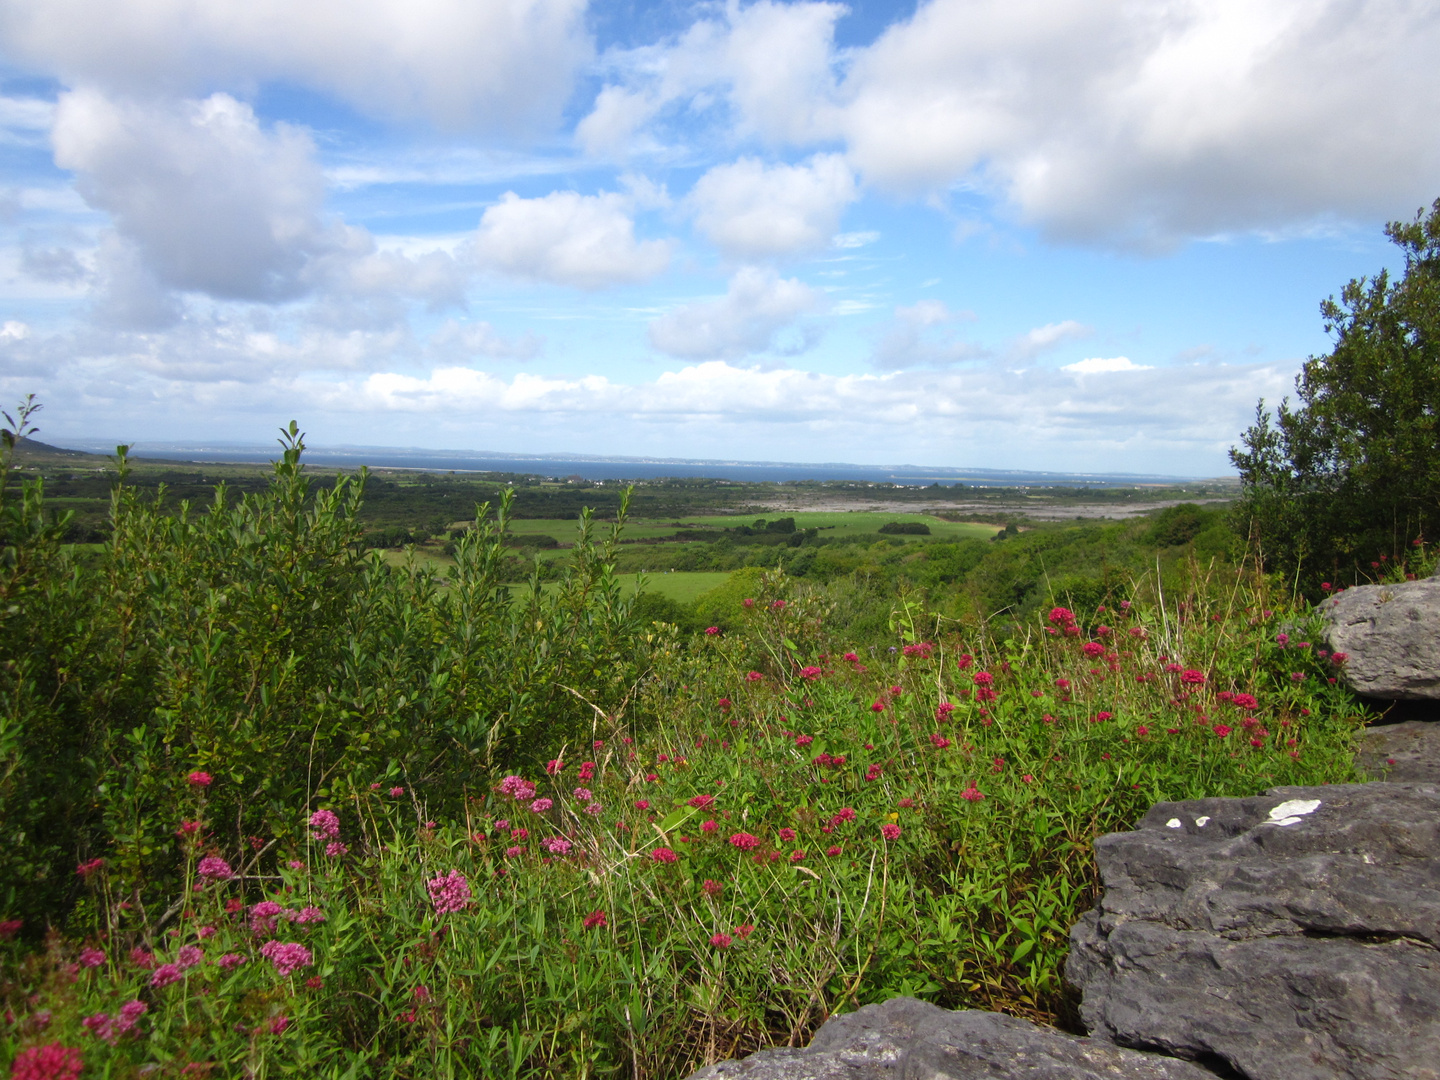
[1231,199,1440,592]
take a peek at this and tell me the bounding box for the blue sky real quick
[1,0,1436,475]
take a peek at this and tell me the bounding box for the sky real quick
[1,0,1437,476]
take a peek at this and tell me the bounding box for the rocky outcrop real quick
[1322,578,1440,699]
[1067,782,1440,1080]
[1357,719,1440,781]
[686,781,1440,1080]
[687,996,1216,1080]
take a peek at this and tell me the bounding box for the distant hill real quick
[9,438,112,467]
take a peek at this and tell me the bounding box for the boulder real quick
[1357,719,1440,781]
[687,996,1216,1080]
[1321,579,1440,699]
[1067,782,1440,1080]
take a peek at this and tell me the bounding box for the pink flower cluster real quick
[259,940,314,978]
[309,809,340,840]
[499,775,537,801]
[542,837,572,856]
[728,832,760,851]
[427,869,472,914]
[10,1043,84,1080]
[80,1000,146,1044]
[196,856,233,881]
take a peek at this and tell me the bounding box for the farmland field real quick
[498,512,1002,546]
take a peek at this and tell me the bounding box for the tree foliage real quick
[1231,199,1440,590]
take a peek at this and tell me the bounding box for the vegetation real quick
[0,405,1386,1079]
[1232,198,1440,594]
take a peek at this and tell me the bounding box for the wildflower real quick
[81,1013,115,1044]
[870,701,886,712]
[1291,672,1307,682]
[129,947,155,969]
[1276,633,1290,646]
[259,940,314,978]
[78,947,105,969]
[187,771,213,788]
[701,819,718,833]
[151,963,184,988]
[705,626,720,635]
[650,847,678,863]
[1180,669,1205,685]
[687,794,715,809]
[790,849,806,862]
[325,841,348,857]
[961,784,985,802]
[778,827,797,842]
[711,932,733,949]
[578,762,595,781]
[196,856,233,881]
[745,670,763,682]
[1081,642,1104,658]
[1136,725,1150,737]
[542,837,572,856]
[75,858,104,879]
[634,799,650,810]
[390,787,405,797]
[498,775,537,801]
[975,687,997,703]
[305,975,324,989]
[1055,678,1071,691]
[510,827,529,840]
[1331,652,1348,664]
[881,823,901,841]
[176,820,202,837]
[9,1043,84,1080]
[1021,774,1034,783]
[1048,607,1076,628]
[728,832,760,850]
[529,798,553,813]
[825,845,842,857]
[250,901,284,934]
[799,665,824,680]
[935,702,956,722]
[583,909,607,929]
[734,923,755,939]
[268,1015,291,1035]
[1094,711,1114,723]
[1213,725,1233,738]
[701,879,723,898]
[505,845,524,857]
[287,860,305,870]
[831,807,857,824]
[772,600,786,610]
[216,953,248,971]
[864,763,883,781]
[717,698,732,713]
[427,870,472,914]
[843,651,859,662]
[743,598,755,608]
[177,946,203,970]
[795,734,813,747]
[309,809,341,841]
[584,802,602,816]
[931,733,951,749]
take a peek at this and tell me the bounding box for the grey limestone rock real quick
[687,996,1217,1080]
[1067,782,1440,1080]
[1321,579,1440,699]
[1357,719,1440,781]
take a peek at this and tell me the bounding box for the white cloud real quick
[1,320,28,341]
[871,300,986,370]
[835,0,1440,244]
[53,90,330,303]
[689,154,857,260]
[1062,356,1153,374]
[833,231,880,249]
[1008,319,1092,361]
[429,319,542,362]
[474,190,671,290]
[647,266,824,360]
[1,0,591,133]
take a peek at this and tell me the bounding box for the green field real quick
[616,570,731,602]
[498,511,1001,546]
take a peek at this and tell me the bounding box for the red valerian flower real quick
[881,824,901,841]
[187,771,213,788]
[930,733,951,749]
[710,932,733,949]
[1180,669,1205,685]
[705,626,720,635]
[1213,725,1233,738]
[583,910,607,929]
[650,847,678,863]
[687,794,715,809]
[960,784,985,802]
[728,832,760,850]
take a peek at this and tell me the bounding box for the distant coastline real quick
[54,439,1226,489]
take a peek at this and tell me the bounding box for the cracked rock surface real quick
[687,996,1217,1079]
[1067,782,1440,1080]
[1321,578,1440,699]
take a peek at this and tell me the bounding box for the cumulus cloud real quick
[871,300,986,370]
[834,0,1440,244]
[647,266,824,360]
[689,154,857,260]
[1007,319,1091,362]
[53,90,330,303]
[1,0,590,132]
[474,190,670,290]
[1062,356,1153,374]
[429,319,542,362]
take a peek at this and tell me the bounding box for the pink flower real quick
[728,832,760,851]
[702,879,723,897]
[1048,607,1076,627]
[324,841,348,857]
[187,771,213,788]
[129,947,154,969]
[790,849,806,862]
[1021,774,1034,783]
[390,787,405,797]
[196,856,232,881]
[1180,669,1205,685]
[78,948,105,969]
[745,670,763,682]
[505,845,524,857]
[935,703,955,722]
[583,909,607,929]
[9,1043,84,1080]
[700,819,718,833]
[584,802,602,816]
[292,906,325,925]
[687,794,715,809]
[498,775,538,801]
[650,847,678,863]
[217,952,248,971]
[309,809,341,840]
[1213,724,1233,738]
[961,784,985,802]
[794,734,813,747]
[250,900,285,934]
[150,963,184,988]
[778,827,797,842]
[1054,678,1071,691]
[75,858,104,879]
[710,932,733,949]
[772,600,786,610]
[634,799,650,810]
[825,845,842,857]
[269,1014,291,1035]
[843,652,859,662]
[529,798,553,813]
[931,733,951,749]
[743,598,755,608]
[177,946,203,970]
[572,787,593,802]
[799,665,824,681]
[881,824,901,841]
[831,807,856,824]
[705,626,720,635]
[259,940,314,978]
[546,759,565,775]
[427,869,472,914]
[82,1013,115,1043]
[542,837,572,856]
[1081,642,1104,658]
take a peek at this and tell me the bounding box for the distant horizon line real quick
[48,437,1234,487]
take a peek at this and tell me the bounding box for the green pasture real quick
[495,512,1001,546]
